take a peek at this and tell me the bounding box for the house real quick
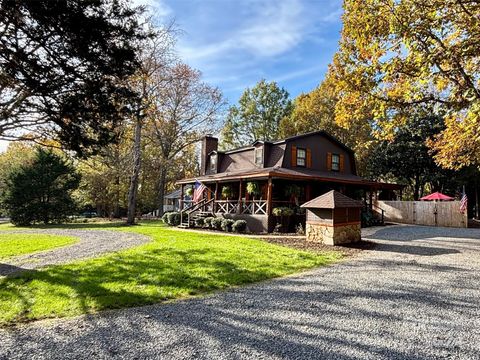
[177,131,401,232]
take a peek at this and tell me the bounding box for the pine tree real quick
[3,148,80,225]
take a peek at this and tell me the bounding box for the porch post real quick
[180,184,184,210]
[306,183,311,201]
[266,177,273,215]
[214,182,219,214]
[237,179,243,214]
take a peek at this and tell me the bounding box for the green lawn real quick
[0,221,341,326]
[0,233,77,259]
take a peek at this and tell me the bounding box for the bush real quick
[221,218,235,232]
[211,217,223,230]
[204,217,214,228]
[194,217,205,227]
[232,220,247,233]
[167,212,181,226]
[272,207,294,216]
[161,212,171,224]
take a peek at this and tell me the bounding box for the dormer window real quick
[254,148,263,166]
[210,154,217,171]
[331,154,340,171]
[296,148,306,166]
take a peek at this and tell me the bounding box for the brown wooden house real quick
[177,131,401,232]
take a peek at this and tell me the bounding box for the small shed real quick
[301,190,362,245]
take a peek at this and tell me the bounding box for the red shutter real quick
[291,145,297,167]
[306,148,312,168]
[339,154,345,172]
[327,152,332,171]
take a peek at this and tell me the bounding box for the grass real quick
[0,233,77,259]
[0,221,341,326]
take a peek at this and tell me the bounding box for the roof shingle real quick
[300,190,363,209]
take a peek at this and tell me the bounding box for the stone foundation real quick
[306,222,361,245]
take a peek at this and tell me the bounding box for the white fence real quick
[376,200,467,228]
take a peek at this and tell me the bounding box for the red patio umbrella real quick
[420,192,454,201]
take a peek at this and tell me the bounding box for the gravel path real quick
[1,225,479,359]
[0,229,151,276]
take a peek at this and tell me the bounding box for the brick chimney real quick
[200,135,218,175]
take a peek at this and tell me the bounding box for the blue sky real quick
[141,0,343,104]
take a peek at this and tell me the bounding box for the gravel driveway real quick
[0,229,151,276]
[1,225,479,359]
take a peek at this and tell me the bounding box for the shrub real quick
[167,212,181,226]
[221,218,235,232]
[272,207,294,216]
[194,217,205,227]
[204,217,214,228]
[232,220,247,233]
[211,217,223,230]
[161,212,171,224]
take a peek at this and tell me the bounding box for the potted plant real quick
[186,187,194,197]
[272,206,294,233]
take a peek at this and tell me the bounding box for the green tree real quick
[3,148,80,225]
[0,0,148,156]
[365,115,463,200]
[221,79,293,148]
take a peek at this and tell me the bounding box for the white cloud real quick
[179,0,307,62]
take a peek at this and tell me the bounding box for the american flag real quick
[193,180,206,203]
[460,191,468,214]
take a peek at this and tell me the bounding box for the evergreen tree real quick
[3,148,80,225]
[0,0,148,156]
[221,79,292,148]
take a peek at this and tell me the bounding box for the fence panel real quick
[375,200,467,228]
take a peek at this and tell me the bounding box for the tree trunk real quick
[157,165,167,216]
[126,118,142,225]
[413,174,421,201]
[113,175,121,218]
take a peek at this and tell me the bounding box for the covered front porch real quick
[178,170,401,233]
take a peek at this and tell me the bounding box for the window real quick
[331,154,340,171]
[296,148,306,166]
[255,148,263,165]
[210,154,217,171]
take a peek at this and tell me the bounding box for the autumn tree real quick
[221,79,292,148]
[334,0,480,169]
[125,25,175,224]
[0,0,148,156]
[75,132,131,218]
[144,63,224,215]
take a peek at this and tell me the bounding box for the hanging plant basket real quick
[221,185,233,199]
[246,182,261,199]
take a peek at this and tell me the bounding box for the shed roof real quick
[301,190,363,209]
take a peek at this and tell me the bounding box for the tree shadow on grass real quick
[3,256,479,359]
[0,246,323,326]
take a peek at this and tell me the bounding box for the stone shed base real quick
[306,222,361,245]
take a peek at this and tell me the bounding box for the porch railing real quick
[215,200,267,215]
[241,200,267,215]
